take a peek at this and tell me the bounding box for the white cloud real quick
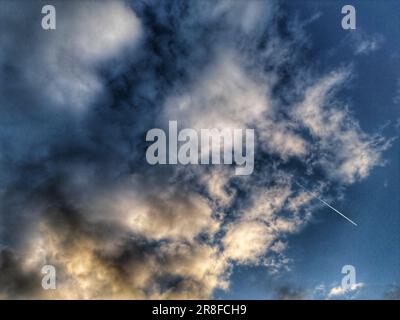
[352,32,383,55]
[223,220,274,264]
[201,168,235,208]
[293,71,390,184]
[68,175,221,242]
[164,51,308,163]
[22,226,229,299]
[259,122,307,159]
[1,0,142,112]
[327,282,364,299]
[221,180,313,267]
[314,282,365,299]
[60,1,142,63]
[164,51,271,130]
[210,0,275,35]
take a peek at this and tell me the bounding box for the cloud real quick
[351,31,384,55]
[0,0,141,112]
[314,282,365,300]
[0,248,41,299]
[1,199,228,299]
[223,220,275,264]
[327,282,364,299]
[87,177,220,241]
[163,51,271,129]
[383,284,400,300]
[273,285,309,300]
[293,70,391,184]
[393,79,400,105]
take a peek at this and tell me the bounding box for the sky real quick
[0,0,399,300]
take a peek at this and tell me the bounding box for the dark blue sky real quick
[218,0,400,299]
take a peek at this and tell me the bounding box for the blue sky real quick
[218,0,400,300]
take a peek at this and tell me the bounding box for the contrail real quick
[295,181,358,227]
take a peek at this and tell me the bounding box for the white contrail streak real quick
[295,181,358,227]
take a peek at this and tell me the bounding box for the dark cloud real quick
[272,285,308,300]
[383,285,400,300]
[0,248,41,299]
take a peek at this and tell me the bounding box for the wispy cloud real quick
[344,29,384,56]
[314,282,365,300]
